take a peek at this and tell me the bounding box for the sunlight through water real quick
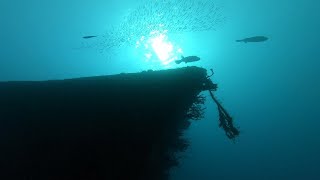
[135,29,183,68]
[88,0,225,69]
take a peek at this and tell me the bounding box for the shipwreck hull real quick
[0,67,216,180]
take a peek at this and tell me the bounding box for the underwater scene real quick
[0,0,319,179]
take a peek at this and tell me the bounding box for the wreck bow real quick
[0,66,237,180]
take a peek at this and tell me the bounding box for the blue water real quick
[1,0,319,179]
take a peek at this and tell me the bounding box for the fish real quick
[175,55,200,64]
[236,36,268,43]
[91,0,225,51]
[82,35,97,39]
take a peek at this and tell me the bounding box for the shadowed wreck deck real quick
[0,66,235,180]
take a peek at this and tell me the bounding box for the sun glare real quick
[150,34,173,64]
[135,29,183,67]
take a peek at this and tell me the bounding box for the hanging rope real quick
[208,90,240,140]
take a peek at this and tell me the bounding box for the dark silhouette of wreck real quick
[0,66,238,180]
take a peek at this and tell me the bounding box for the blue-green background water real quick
[1,0,319,179]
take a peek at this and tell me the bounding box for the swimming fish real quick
[175,56,200,64]
[91,0,224,51]
[82,36,97,39]
[236,36,268,43]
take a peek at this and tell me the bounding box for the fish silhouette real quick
[82,36,97,39]
[236,36,268,43]
[175,56,200,64]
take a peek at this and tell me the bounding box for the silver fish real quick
[94,0,225,52]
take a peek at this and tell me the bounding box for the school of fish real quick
[95,0,224,52]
